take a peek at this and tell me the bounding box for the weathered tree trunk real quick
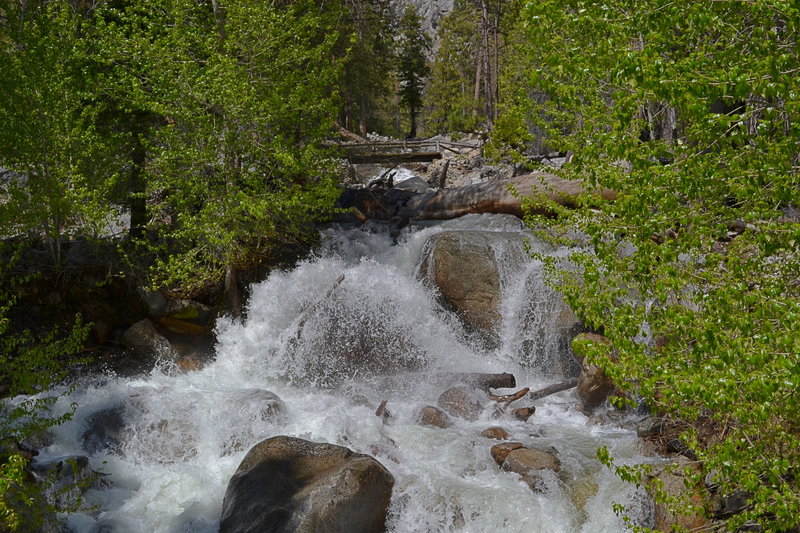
[339,172,616,222]
[224,265,242,319]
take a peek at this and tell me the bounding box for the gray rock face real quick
[220,436,394,533]
[403,0,455,45]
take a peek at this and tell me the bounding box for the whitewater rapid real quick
[40,214,652,532]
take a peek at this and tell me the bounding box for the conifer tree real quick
[395,5,431,139]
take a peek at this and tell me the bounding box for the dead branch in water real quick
[489,387,530,406]
[527,378,579,401]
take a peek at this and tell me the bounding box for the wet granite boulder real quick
[417,231,523,347]
[480,427,510,440]
[490,442,524,466]
[437,386,483,421]
[502,447,561,475]
[418,406,453,428]
[220,436,394,533]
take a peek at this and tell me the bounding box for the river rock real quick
[502,447,561,475]
[512,406,536,422]
[418,231,522,347]
[418,406,453,428]
[636,415,664,438]
[81,405,128,455]
[577,365,615,410]
[649,455,710,531]
[480,427,510,440]
[572,333,615,409]
[122,319,178,360]
[163,298,214,325]
[394,176,431,193]
[219,436,394,533]
[437,386,483,421]
[490,442,524,466]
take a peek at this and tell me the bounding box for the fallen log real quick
[333,122,367,143]
[338,172,616,222]
[449,372,516,391]
[527,378,579,401]
[372,372,516,394]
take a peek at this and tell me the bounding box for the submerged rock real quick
[502,447,561,475]
[480,427,510,440]
[121,319,178,361]
[437,386,483,421]
[81,405,128,455]
[418,405,453,428]
[490,442,524,466]
[219,436,394,533]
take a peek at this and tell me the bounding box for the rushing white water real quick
[39,214,653,532]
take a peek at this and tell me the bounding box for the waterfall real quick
[38,214,652,532]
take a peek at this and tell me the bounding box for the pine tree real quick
[425,2,484,134]
[395,5,431,139]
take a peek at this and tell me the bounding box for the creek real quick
[41,214,653,532]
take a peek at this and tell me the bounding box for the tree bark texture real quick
[338,173,617,222]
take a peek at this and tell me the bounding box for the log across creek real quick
[338,172,617,223]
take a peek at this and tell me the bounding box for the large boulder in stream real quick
[220,436,394,533]
[418,231,524,347]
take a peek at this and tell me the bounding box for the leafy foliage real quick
[0,244,89,531]
[510,1,800,530]
[0,1,125,266]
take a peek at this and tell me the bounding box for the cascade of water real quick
[35,214,651,532]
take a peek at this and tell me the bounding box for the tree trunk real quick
[225,265,242,318]
[129,113,148,239]
[340,173,617,222]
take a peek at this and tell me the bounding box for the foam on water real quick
[35,215,651,532]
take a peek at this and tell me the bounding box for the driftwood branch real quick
[288,274,345,345]
[489,387,530,406]
[375,400,391,424]
[334,122,367,143]
[527,378,579,401]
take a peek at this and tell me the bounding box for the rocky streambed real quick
[18,213,677,532]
